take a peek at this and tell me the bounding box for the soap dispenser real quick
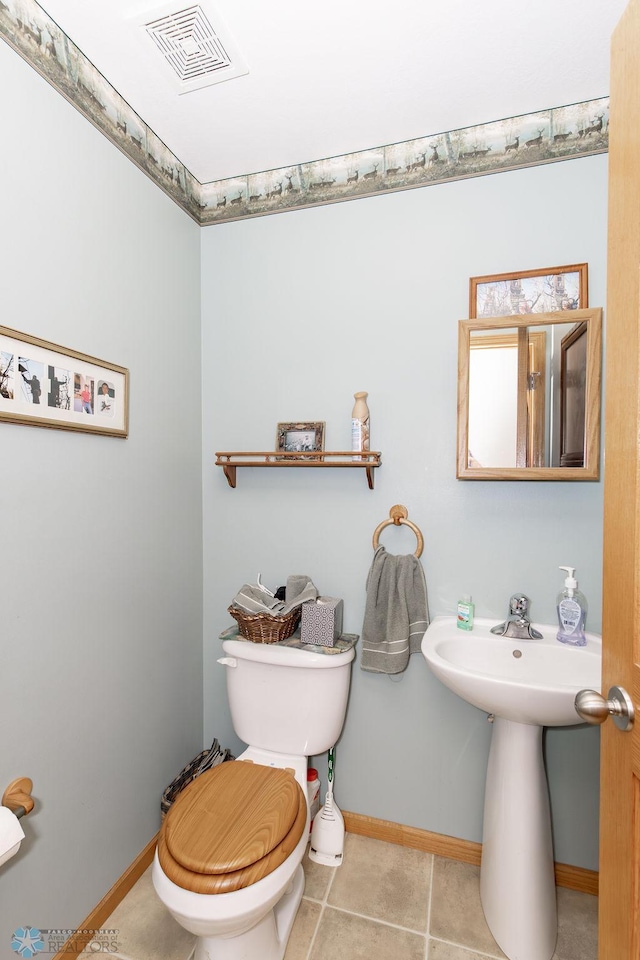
[556,566,587,646]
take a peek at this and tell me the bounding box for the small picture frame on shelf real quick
[275,421,325,459]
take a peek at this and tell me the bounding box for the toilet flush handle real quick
[217,657,238,668]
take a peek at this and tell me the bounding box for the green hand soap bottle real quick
[457,595,475,631]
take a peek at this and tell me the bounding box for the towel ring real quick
[372,504,424,558]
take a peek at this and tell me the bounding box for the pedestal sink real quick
[421,616,601,960]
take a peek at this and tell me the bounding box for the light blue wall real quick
[202,154,606,870]
[0,41,203,933]
[0,27,606,940]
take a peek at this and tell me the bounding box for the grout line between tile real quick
[304,907,322,960]
[428,933,506,960]
[424,854,435,960]
[323,865,338,901]
[304,864,338,960]
[319,902,430,937]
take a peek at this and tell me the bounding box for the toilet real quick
[152,635,355,960]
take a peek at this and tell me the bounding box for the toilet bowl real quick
[152,748,309,960]
[152,637,355,960]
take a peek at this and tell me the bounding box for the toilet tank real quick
[220,638,354,756]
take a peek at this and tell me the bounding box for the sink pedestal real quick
[421,616,601,960]
[481,718,557,960]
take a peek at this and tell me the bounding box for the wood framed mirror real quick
[457,307,602,480]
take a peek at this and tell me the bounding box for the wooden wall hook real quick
[2,777,34,817]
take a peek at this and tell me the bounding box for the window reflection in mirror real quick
[457,309,601,480]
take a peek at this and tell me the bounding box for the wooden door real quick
[600,0,640,955]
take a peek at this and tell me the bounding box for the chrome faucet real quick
[491,593,543,640]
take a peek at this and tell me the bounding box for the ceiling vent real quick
[139,2,248,93]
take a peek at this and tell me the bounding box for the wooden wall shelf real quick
[215,451,382,489]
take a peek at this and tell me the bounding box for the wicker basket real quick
[228,604,301,643]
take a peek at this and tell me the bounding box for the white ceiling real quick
[37,0,627,185]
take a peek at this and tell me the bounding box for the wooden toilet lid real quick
[158,762,307,894]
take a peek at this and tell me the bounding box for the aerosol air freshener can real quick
[307,767,321,838]
[351,391,370,461]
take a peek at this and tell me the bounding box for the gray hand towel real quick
[232,584,284,614]
[232,575,318,617]
[282,574,319,613]
[361,546,429,675]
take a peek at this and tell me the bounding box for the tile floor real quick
[82,834,598,960]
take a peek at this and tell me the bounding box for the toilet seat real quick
[157,761,307,895]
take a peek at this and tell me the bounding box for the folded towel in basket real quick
[361,546,429,675]
[232,574,318,617]
[282,574,318,613]
[232,584,284,614]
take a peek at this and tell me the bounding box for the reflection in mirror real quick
[457,308,601,480]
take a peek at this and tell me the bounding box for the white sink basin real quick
[421,615,601,726]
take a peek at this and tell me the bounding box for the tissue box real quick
[301,598,344,646]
